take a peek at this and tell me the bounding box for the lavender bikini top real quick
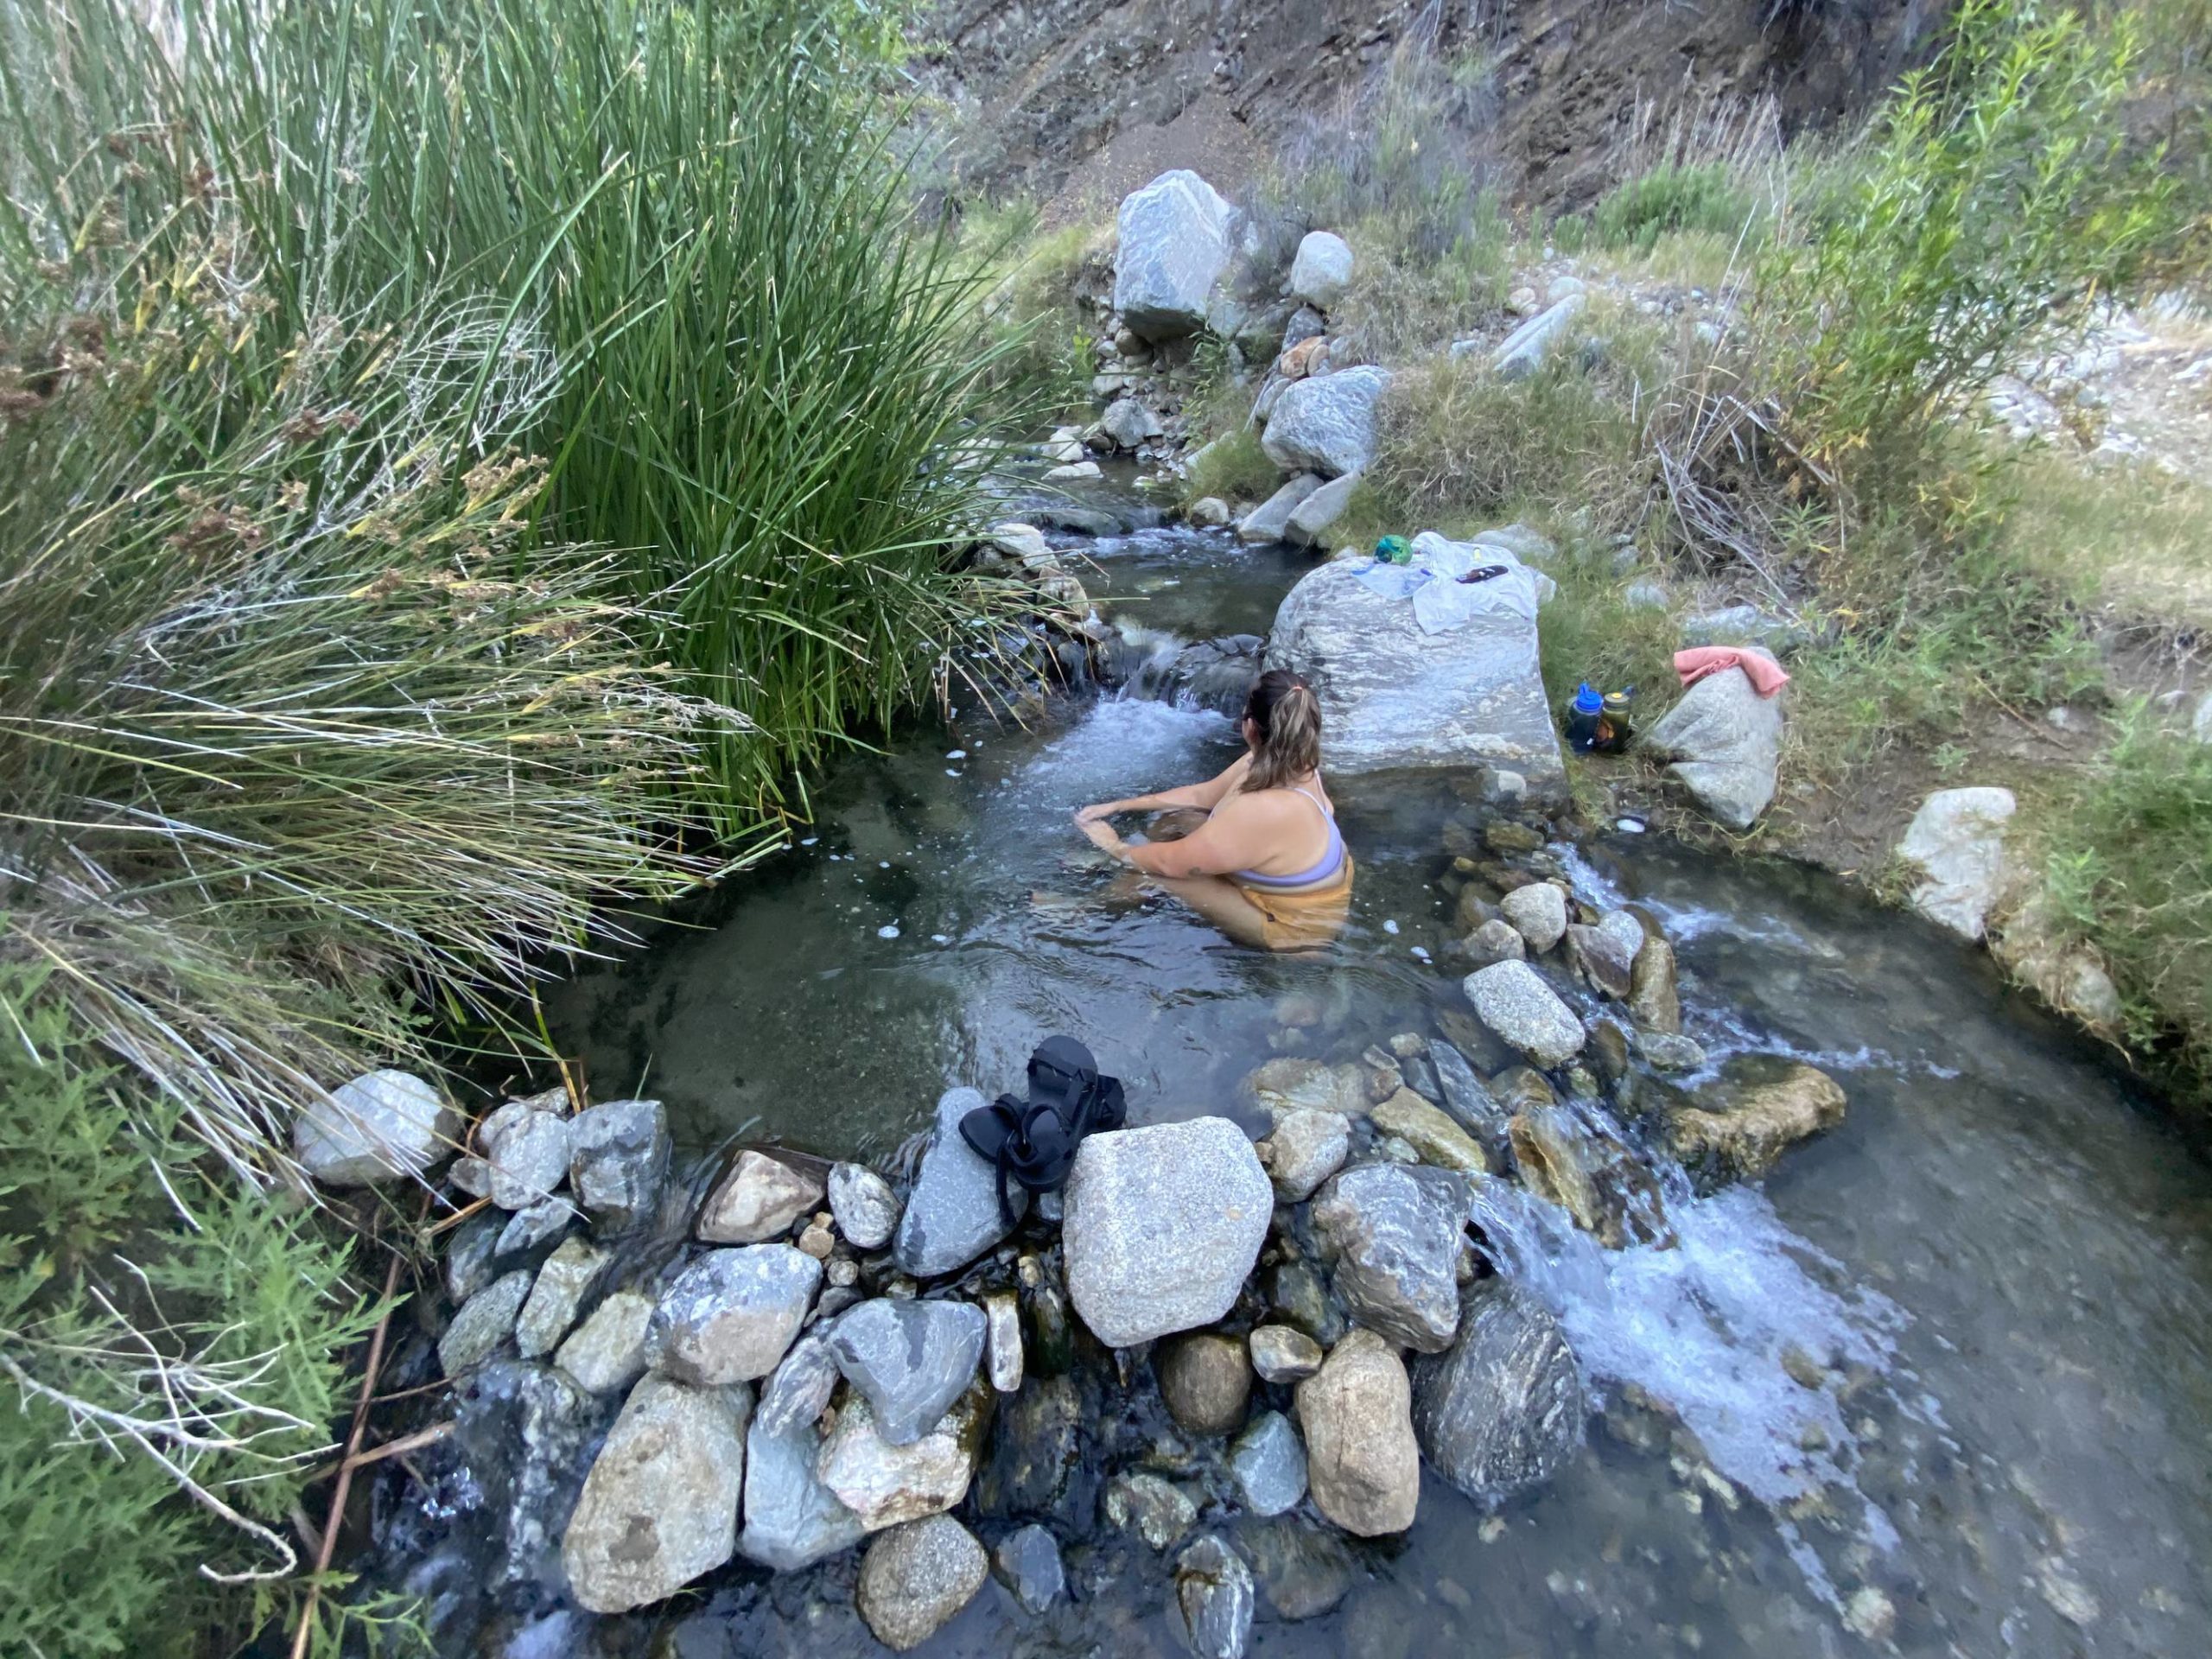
[1232,785,1346,889]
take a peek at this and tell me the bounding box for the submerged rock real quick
[561,1374,748,1615]
[1265,1260,1347,1347]
[1641,660,1784,830]
[1239,1516,1355,1620]
[556,1289,654,1395]
[1243,1058,1370,1117]
[1369,1088,1490,1174]
[1464,961,1586,1067]
[1262,364,1391,478]
[1258,1108,1351,1201]
[828,1161,900,1249]
[1296,1328,1420,1536]
[994,1522,1065,1614]
[1114,170,1236,341]
[1106,1470,1198,1551]
[1157,1332,1252,1436]
[1667,1057,1847,1185]
[454,1358,597,1588]
[975,1371,1084,1520]
[738,1403,868,1570]
[1063,1117,1272,1348]
[824,1297,988,1446]
[1427,1040,1510,1155]
[1459,917,1526,967]
[1173,1535,1257,1659]
[696,1149,823,1244]
[440,1269,534,1377]
[1898,786,2018,940]
[856,1514,988,1652]
[1310,1163,1468,1352]
[567,1098,670,1232]
[893,1088,1026,1280]
[648,1246,819,1387]
[1230,1410,1308,1517]
[295,1068,459,1186]
[817,1381,991,1530]
[1409,1279,1585,1503]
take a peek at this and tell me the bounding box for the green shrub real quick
[1591,162,1763,253]
[1181,423,1281,511]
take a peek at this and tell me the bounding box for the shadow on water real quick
[397,521,2212,1659]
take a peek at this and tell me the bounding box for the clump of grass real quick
[1181,423,1281,510]
[1591,162,1765,254]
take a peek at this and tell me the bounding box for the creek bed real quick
[378,519,2212,1659]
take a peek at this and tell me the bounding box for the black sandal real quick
[959,1037,1126,1224]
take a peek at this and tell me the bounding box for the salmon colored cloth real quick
[1674,646,1789,698]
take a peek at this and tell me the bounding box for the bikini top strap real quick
[1289,784,1335,821]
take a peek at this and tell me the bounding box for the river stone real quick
[295,1069,458,1187]
[480,1098,571,1211]
[1464,961,1585,1067]
[1265,531,1560,776]
[440,1268,534,1376]
[739,1402,868,1570]
[1259,1108,1351,1202]
[1249,1324,1324,1383]
[856,1513,988,1651]
[697,1149,824,1244]
[1456,917,1524,968]
[825,1297,988,1445]
[975,1370,1084,1519]
[1062,1117,1272,1349]
[1230,1410,1308,1516]
[1310,1163,1468,1352]
[1509,1105,1609,1235]
[1295,1328,1420,1535]
[1244,1058,1370,1117]
[1427,1040,1510,1154]
[1898,786,2018,940]
[446,1210,505,1304]
[1262,364,1392,478]
[984,1290,1023,1392]
[567,1098,670,1231]
[1498,881,1567,952]
[1409,1278,1584,1503]
[1237,473,1323,545]
[1567,910,1645,1000]
[828,1162,900,1249]
[1173,1535,1257,1659]
[1638,1031,1707,1072]
[496,1196,575,1257]
[649,1246,820,1387]
[1289,229,1355,309]
[556,1289,655,1394]
[1668,1057,1847,1185]
[561,1374,749,1614]
[1102,396,1166,451]
[1628,936,1682,1033]
[1284,469,1362,549]
[1369,1089,1491,1174]
[994,1523,1065,1614]
[1240,1516,1355,1620]
[1266,1259,1347,1346]
[754,1333,841,1435]
[1157,1333,1252,1436]
[817,1382,991,1530]
[894,1087,1027,1279]
[1492,289,1588,379]
[453,1358,596,1588]
[516,1236,611,1359]
[1114,170,1236,340]
[1641,660,1784,830]
[1189,495,1233,527]
[1105,1471,1198,1550]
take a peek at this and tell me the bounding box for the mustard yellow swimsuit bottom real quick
[1230,854,1355,951]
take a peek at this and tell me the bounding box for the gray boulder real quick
[439,1268,534,1376]
[1258,1108,1350,1203]
[480,1097,571,1211]
[1897,786,2017,940]
[894,1088,1026,1279]
[1463,961,1586,1067]
[1499,881,1567,952]
[295,1069,459,1186]
[567,1098,669,1231]
[1230,1411,1308,1517]
[1641,660,1784,830]
[1409,1278,1585,1503]
[445,1210,505,1304]
[696,1148,823,1244]
[994,1523,1065,1614]
[754,1332,841,1436]
[858,1515,988,1652]
[1310,1163,1468,1353]
[555,1289,654,1394]
[1493,290,1587,380]
[1289,230,1355,309]
[515,1236,610,1359]
[1101,396,1166,450]
[1266,531,1561,777]
[1243,1058,1370,1116]
[825,1298,988,1446]
[561,1374,749,1615]
[1262,364,1391,477]
[648,1246,819,1387]
[1114,170,1236,341]
[1062,1117,1273,1349]
[1173,1535,1257,1659]
[1284,470,1361,548]
[828,1161,900,1249]
[1567,909,1646,1000]
[738,1405,868,1571]
[1281,305,1326,353]
[495,1197,572,1256]
[1236,474,1323,546]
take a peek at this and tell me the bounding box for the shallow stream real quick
[400,518,2212,1658]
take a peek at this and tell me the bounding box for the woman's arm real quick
[1082,795,1268,878]
[1075,753,1250,823]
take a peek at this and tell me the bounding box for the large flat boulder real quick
[1113,170,1236,341]
[1261,365,1391,478]
[1267,531,1562,777]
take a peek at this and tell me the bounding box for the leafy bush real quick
[1591,162,1764,252]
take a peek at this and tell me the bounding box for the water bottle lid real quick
[1573,682,1602,713]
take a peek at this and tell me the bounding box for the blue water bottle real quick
[1566,682,1605,753]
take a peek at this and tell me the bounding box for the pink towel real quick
[1675,646,1789,698]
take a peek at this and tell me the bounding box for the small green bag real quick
[1374,534,1412,565]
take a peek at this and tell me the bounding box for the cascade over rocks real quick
[1409,1279,1586,1503]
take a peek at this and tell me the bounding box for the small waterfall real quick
[1104,620,1192,703]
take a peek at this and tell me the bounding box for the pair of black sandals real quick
[958,1035,1125,1224]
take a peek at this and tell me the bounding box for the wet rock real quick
[857,1514,988,1652]
[1105,1470,1198,1550]
[556,1289,655,1395]
[1284,470,1361,549]
[1100,396,1166,450]
[1484,819,1546,855]
[1265,1260,1346,1346]
[827,1162,900,1249]
[440,1269,534,1376]
[1296,1328,1420,1535]
[1508,1105,1611,1236]
[1667,1057,1846,1185]
[1243,1057,1369,1117]
[818,1381,991,1530]
[648,1246,820,1387]
[1567,910,1644,1000]
[561,1374,748,1614]
[1370,1088,1490,1174]
[1173,1535,1256,1659]
[1641,659,1784,830]
[295,1069,459,1186]
[1637,1031,1707,1072]
[1063,1117,1272,1348]
[976,1371,1084,1518]
[983,1291,1023,1392]
[1459,917,1526,967]
[1409,1279,1585,1502]
[1493,291,1586,379]
[1586,1020,1631,1086]
[1230,1411,1308,1516]
[1628,937,1681,1033]
[994,1523,1065,1614]
[480,1097,572,1211]
[1157,1333,1252,1436]
[1240,1516,1355,1619]
[454,1358,597,1588]
[1258,1108,1351,1201]
[1115,170,1236,341]
[1428,1040,1510,1154]
[1464,961,1586,1067]
[567,1098,670,1232]
[755,1333,841,1436]
[446,1210,505,1304]
[1289,230,1354,309]
[515,1236,611,1359]
[1310,1164,1468,1352]
[1262,364,1392,478]
[1237,473,1322,545]
[894,1088,1027,1279]
[738,1402,867,1570]
[1898,786,2018,940]
[696,1149,824,1244]
[1189,496,1232,528]
[824,1297,988,1445]
[1249,1324,1324,1384]
[495,1196,573,1256]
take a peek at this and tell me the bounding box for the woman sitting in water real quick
[1073,670,1352,950]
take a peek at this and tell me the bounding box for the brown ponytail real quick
[1241,669,1323,793]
